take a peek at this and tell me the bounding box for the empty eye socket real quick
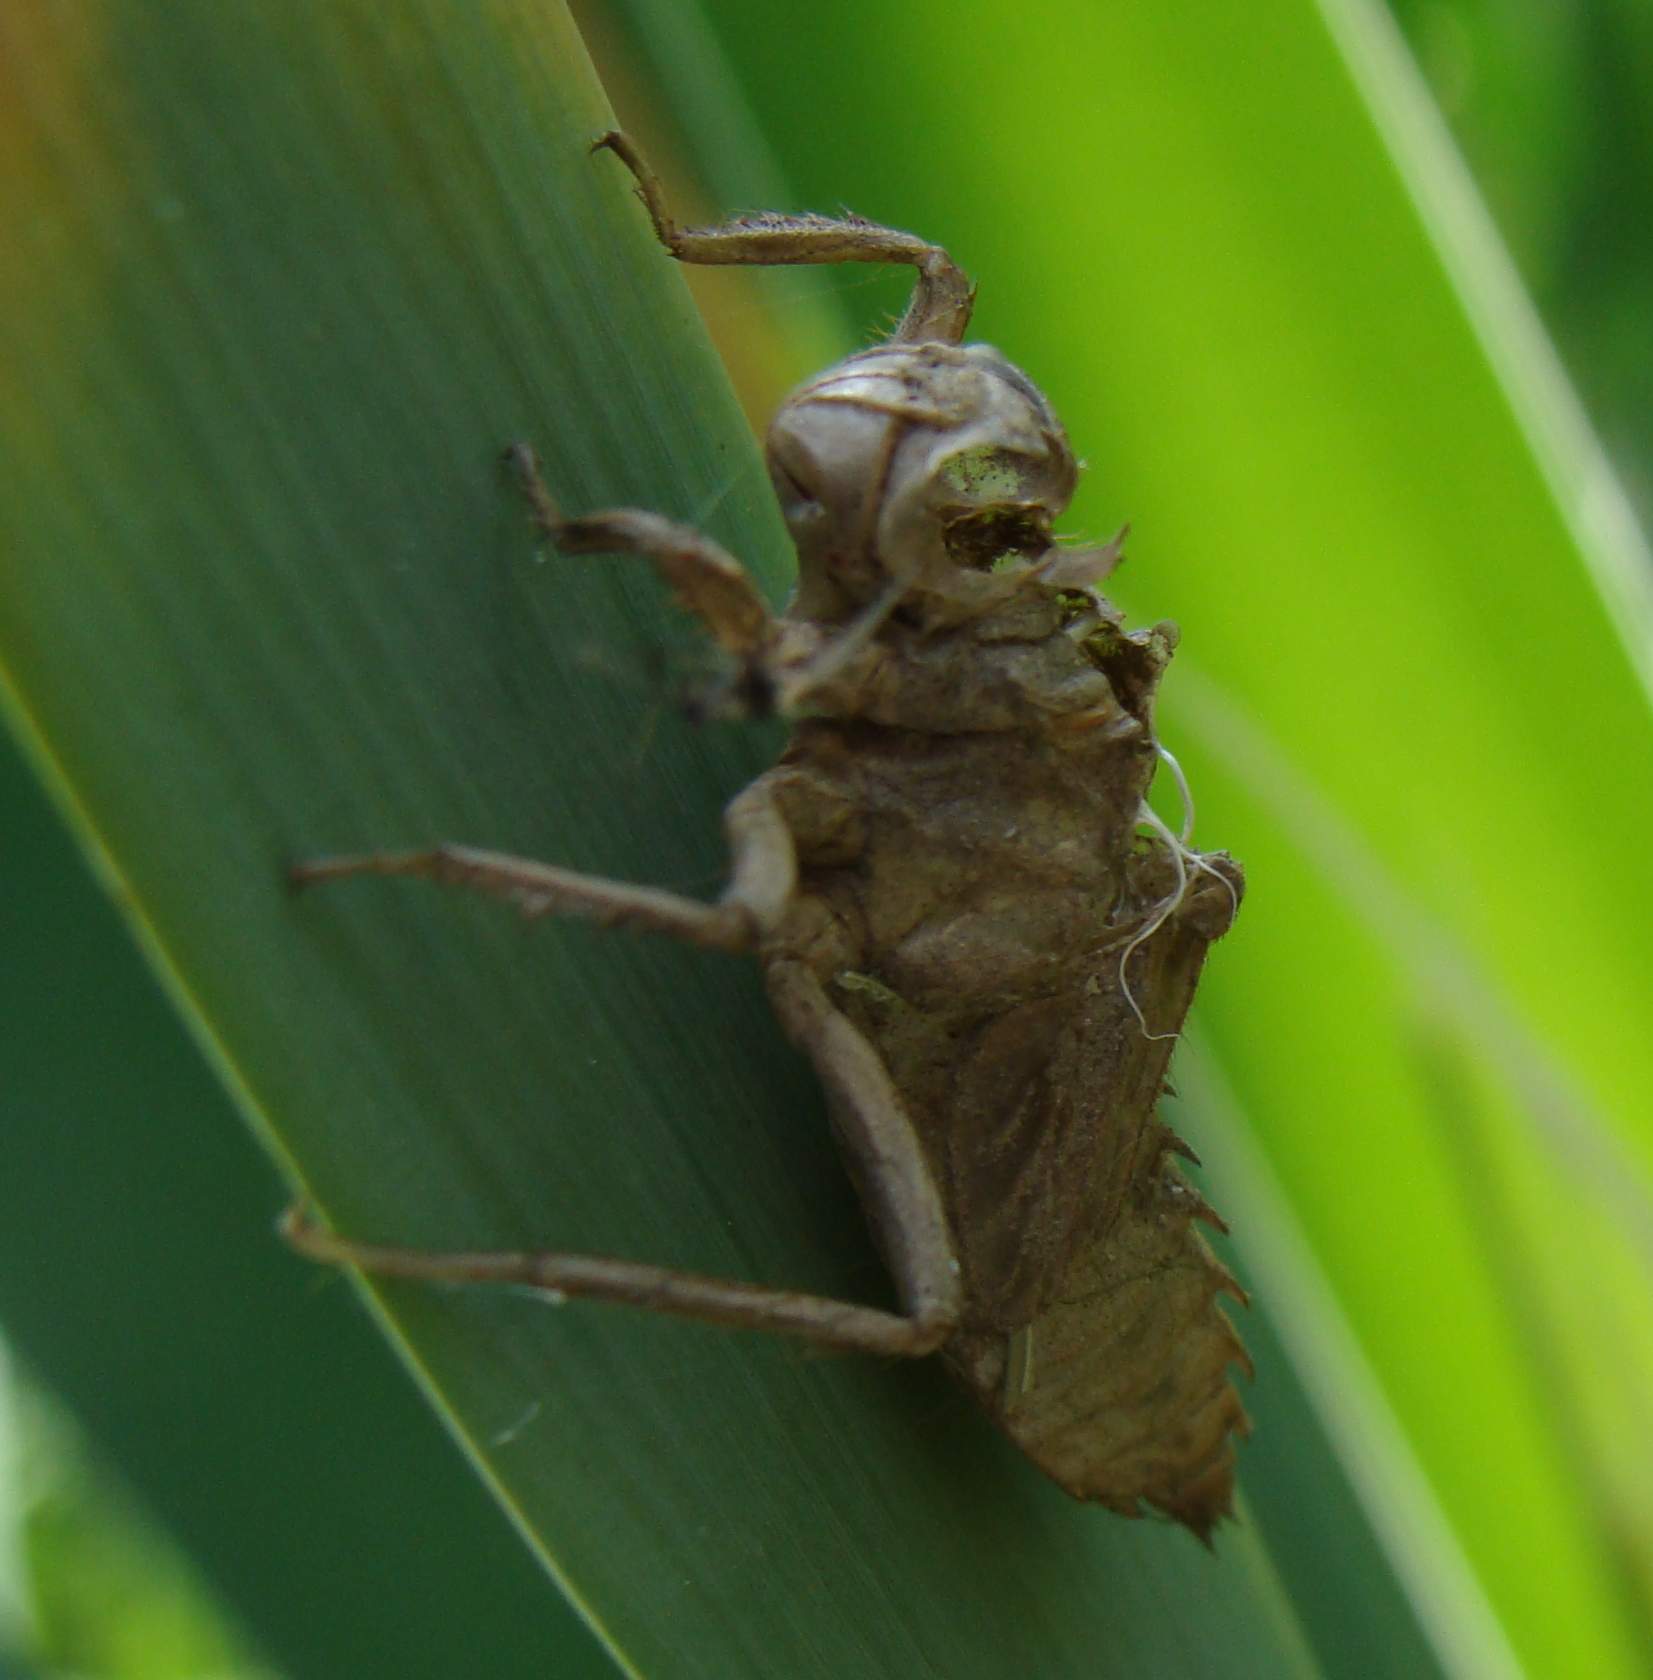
[942,505,1052,571]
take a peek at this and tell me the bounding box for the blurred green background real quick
[1,1,1650,1676]
[1389,0,1653,527]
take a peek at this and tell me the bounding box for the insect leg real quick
[289,844,756,951]
[763,960,964,1347]
[288,780,797,948]
[281,1204,945,1356]
[507,443,772,660]
[284,796,957,1354]
[281,937,959,1354]
[594,129,974,346]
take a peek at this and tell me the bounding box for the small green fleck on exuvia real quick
[833,970,907,1009]
[940,445,1024,500]
[1082,619,1127,652]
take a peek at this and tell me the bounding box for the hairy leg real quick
[594,130,974,346]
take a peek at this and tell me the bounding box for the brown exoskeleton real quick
[286,133,1250,1539]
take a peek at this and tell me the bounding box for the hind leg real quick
[286,793,961,1353]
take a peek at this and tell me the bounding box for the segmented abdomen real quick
[947,1149,1251,1539]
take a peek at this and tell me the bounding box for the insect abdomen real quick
[948,1161,1251,1539]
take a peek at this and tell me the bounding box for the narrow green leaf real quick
[0,726,606,1679]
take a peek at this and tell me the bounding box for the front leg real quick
[506,442,773,663]
[594,130,974,346]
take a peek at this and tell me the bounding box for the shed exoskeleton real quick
[287,132,1250,1539]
